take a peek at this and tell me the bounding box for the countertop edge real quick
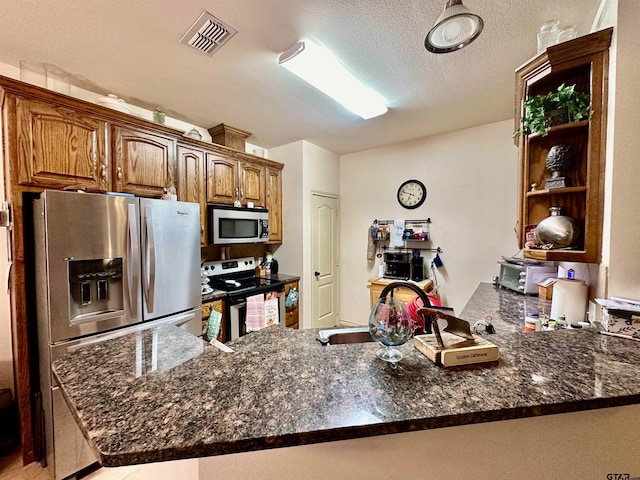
[96,393,640,467]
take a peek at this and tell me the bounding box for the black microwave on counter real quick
[207,204,269,245]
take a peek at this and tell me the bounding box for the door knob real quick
[314,271,320,277]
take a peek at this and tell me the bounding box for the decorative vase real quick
[535,206,579,249]
[544,144,573,189]
[368,294,413,363]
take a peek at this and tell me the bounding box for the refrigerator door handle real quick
[143,205,156,313]
[127,204,140,315]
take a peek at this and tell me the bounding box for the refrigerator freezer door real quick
[139,199,201,321]
[35,191,143,343]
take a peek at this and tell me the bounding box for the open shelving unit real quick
[514,28,612,263]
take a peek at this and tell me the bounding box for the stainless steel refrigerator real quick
[34,190,201,480]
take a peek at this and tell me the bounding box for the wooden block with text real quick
[413,332,499,367]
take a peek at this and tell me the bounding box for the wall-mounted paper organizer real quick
[372,218,431,242]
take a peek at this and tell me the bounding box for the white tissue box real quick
[601,308,640,339]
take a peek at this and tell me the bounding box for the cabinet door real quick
[265,165,283,243]
[202,299,226,342]
[514,28,612,263]
[15,97,108,190]
[113,126,176,197]
[284,281,299,329]
[177,145,207,245]
[206,153,237,205]
[239,160,265,207]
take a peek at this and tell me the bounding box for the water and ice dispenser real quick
[68,258,124,322]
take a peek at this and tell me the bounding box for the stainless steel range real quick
[202,257,285,341]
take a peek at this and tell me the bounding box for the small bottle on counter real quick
[524,313,542,332]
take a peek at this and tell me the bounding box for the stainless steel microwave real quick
[208,205,269,244]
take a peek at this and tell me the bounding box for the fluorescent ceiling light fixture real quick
[278,40,388,120]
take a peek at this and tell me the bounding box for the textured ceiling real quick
[0,0,601,154]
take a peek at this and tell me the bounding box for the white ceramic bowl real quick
[96,94,131,114]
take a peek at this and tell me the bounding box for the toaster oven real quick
[498,262,557,295]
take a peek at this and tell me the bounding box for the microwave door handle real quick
[127,203,140,316]
[143,205,156,313]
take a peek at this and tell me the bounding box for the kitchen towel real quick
[367,223,376,262]
[264,291,279,326]
[204,309,222,340]
[393,219,405,247]
[245,293,265,332]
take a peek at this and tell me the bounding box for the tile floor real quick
[0,445,141,480]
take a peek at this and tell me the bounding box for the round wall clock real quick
[397,179,427,209]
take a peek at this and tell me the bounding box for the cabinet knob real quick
[100,164,107,180]
[117,166,123,181]
[314,271,320,278]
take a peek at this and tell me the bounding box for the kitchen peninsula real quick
[53,284,640,479]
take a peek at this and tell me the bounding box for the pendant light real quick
[425,0,484,54]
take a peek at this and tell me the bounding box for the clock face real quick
[397,180,426,209]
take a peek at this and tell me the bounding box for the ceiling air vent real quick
[179,11,237,56]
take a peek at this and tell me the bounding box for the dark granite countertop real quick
[53,283,640,467]
[262,273,300,283]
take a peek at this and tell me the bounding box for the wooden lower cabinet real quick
[284,281,300,329]
[201,299,226,343]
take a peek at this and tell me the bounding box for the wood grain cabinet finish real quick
[238,160,266,208]
[284,281,299,329]
[265,165,283,243]
[206,154,238,204]
[113,125,176,197]
[201,299,226,343]
[15,97,109,190]
[514,28,612,263]
[0,73,286,461]
[177,145,207,245]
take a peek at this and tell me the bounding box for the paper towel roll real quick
[550,278,588,323]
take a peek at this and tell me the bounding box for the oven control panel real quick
[202,256,256,278]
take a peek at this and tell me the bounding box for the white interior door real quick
[311,193,339,328]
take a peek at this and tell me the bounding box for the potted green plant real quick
[513,84,592,137]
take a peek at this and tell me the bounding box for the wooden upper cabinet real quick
[265,165,283,243]
[206,153,237,204]
[177,145,207,245]
[14,96,109,190]
[113,125,176,197]
[239,160,266,208]
[515,28,612,263]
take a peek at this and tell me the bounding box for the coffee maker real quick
[411,255,425,282]
[383,252,411,280]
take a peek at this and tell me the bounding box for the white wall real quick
[339,120,518,323]
[270,140,340,328]
[196,404,640,480]
[605,0,640,299]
